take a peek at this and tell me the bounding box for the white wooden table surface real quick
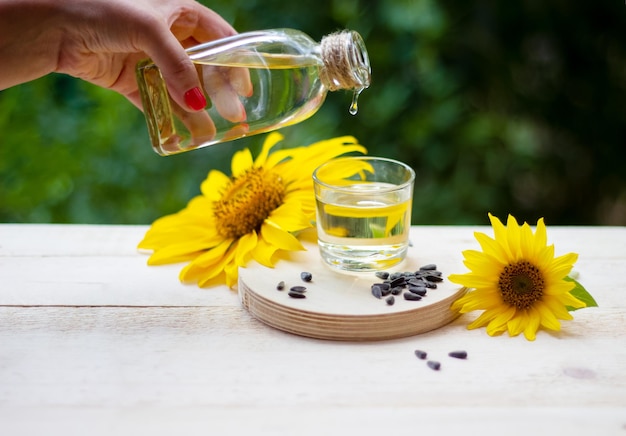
[1,224,625,435]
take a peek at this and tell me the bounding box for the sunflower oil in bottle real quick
[136,28,371,155]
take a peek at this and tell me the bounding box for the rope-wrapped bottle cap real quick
[319,30,371,92]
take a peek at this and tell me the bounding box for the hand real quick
[0,0,238,112]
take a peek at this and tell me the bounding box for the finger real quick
[202,65,246,123]
[142,3,238,112]
[229,66,253,98]
[175,5,238,44]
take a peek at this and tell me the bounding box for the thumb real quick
[144,32,207,112]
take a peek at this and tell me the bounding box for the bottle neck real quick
[319,31,371,92]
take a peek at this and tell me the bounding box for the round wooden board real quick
[238,237,467,341]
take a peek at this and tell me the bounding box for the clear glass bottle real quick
[136,28,371,155]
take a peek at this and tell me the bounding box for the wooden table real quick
[1,224,625,435]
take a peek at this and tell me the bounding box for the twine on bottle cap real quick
[320,31,368,91]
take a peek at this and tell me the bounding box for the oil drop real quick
[349,87,364,115]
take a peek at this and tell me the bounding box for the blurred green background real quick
[2,0,625,225]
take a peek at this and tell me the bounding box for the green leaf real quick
[564,276,598,311]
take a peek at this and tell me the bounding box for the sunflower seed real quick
[424,274,443,283]
[408,285,427,296]
[427,360,441,371]
[390,276,407,288]
[290,286,307,293]
[372,282,391,290]
[375,271,390,280]
[414,349,427,360]
[276,281,285,291]
[371,285,383,299]
[288,291,306,299]
[385,296,395,306]
[448,350,468,359]
[300,271,313,282]
[403,292,422,301]
[407,278,425,287]
[390,286,403,295]
[419,264,437,271]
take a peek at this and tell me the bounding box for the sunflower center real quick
[212,167,286,239]
[498,260,545,310]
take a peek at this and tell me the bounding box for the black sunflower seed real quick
[373,282,391,290]
[408,286,427,296]
[427,360,441,371]
[300,271,313,282]
[389,272,404,280]
[390,276,407,288]
[288,291,306,299]
[290,286,307,293]
[385,296,395,306]
[403,292,422,301]
[407,278,425,287]
[414,350,427,360]
[375,271,390,280]
[276,281,285,291]
[423,274,443,283]
[419,264,437,271]
[390,286,403,295]
[371,285,383,299]
[448,350,468,359]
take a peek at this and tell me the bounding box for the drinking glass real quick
[313,156,415,271]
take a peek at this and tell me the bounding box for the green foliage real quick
[565,276,598,311]
[2,0,625,225]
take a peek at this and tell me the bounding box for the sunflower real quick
[138,132,366,288]
[449,213,587,341]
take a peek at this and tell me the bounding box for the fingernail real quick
[184,87,207,111]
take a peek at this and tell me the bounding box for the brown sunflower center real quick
[212,167,286,239]
[498,260,545,310]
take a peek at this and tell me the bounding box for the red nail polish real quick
[184,87,207,111]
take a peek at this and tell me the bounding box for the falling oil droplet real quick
[349,87,363,115]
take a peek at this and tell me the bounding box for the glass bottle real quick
[136,28,371,156]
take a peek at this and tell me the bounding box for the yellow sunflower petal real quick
[223,258,240,288]
[474,231,509,265]
[467,309,497,330]
[448,272,497,289]
[260,222,304,251]
[486,305,517,336]
[536,301,562,331]
[254,132,284,167]
[532,218,548,258]
[519,221,535,262]
[251,238,280,268]
[507,312,526,337]
[188,239,233,268]
[266,204,313,232]
[505,214,522,260]
[545,252,578,279]
[522,307,541,341]
[146,240,215,265]
[231,147,254,177]
[236,231,258,266]
[201,170,230,200]
[198,249,237,287]
[543,296,576,319]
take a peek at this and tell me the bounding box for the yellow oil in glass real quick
[315,182,412,270]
